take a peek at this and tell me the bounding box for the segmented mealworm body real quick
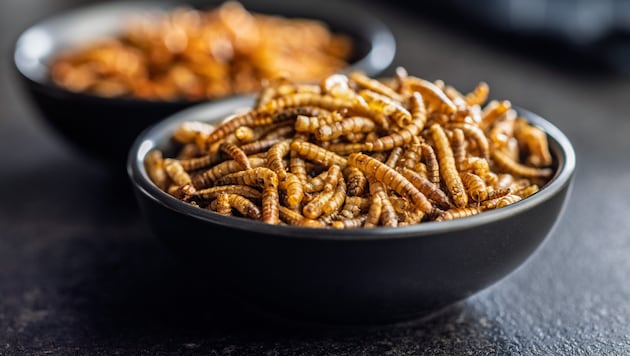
[303,171,328,193]
[240,138,282,155]
[446,122,490,160]
[315,116,376,141]
[192,157,266,189]
[398,167,451,209]
[359,89,412,127]
[290,140,347,167]
[397,141,422,170]
[464,81,489,106]
[258,92,355,114]
[460,172,488,202]
[491,149,553,179]
[322,165,342,192]
[349,70,404,102]
[279,206,325,227]
[177,152,223,171]
[435,206,483,221]
[203,110,259,149]
[514,118,552,167]
[213,192,232,216]
[191,185,262,201]
[325,142,367,155]
[420,143,440,185]
[280,173,304,210]
[302,188,335,219]
[364,194,383,228]
[289,150,308,184]
[368,179,397,227]
[266,139,292,180]
[400,75,456,114]
[430,124,468,207]
[294,114,328,133]
[340,196,370,218]
[234,126,255,143]
[215,167,278,189]
[219,142,251,170]
[321,176,345,214]
[172,121,215,144]
[331,216,367,229]
[484,187,512,202]
[480,100,511,130]
[163,158,196,198]
[450,128,467,171]
[348,153,435,214]
[496,194,522,208]
[385,147,404,167]
[145,149,170,190]
[344,166,368,196]
[515,184,539,199]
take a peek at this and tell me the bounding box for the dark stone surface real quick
[2,0,630,355]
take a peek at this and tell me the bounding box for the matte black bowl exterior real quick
[127,97,576,324]
[13,0,396,166]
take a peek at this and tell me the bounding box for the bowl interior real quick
[128,96,576,239]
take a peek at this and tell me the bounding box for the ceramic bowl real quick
[127,95,576,324]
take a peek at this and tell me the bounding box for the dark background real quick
[2,0,630,355]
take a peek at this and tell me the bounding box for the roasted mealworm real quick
[281,173,304,210]
[514,118,553,167]
[290,140,348,167]
[491,149,553,179]
[219,142,251,170]
[430,124,468,207]
[464,81,489,106]
[420,143,440,185]
[349,70,404,103]
[398,167,451,209]
[266,139,292,180]
[435,206,483,221]
[398,74,457,114]
[279,205,325,228]
[459,172,488,202]
[368,178,398,227]
[144,149,170,191]
[212,192,232,216]
[163,158,196,198]
[192,157,266,189]
[191,185,262,202]
[348,152,435,214]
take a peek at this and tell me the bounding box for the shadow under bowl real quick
[13,0,396,168]
[127,96,576,324]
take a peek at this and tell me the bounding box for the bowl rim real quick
[12,0,396,106]
[127,95,576,240]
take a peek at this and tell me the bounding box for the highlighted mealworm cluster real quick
[144,67,555,228]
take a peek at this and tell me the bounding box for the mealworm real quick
[430,124,468,207]
[348,152,435,214]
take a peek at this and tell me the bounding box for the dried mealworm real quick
[430,124,468,207]
[348,152,435,214]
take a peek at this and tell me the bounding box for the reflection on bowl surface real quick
[13,0,395,166]
[127,92,575,324]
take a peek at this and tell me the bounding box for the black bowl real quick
[127,96,576,324]
[13,0,396,167]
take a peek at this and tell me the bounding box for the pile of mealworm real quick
[50,1,352,101]
[144,67,554,228]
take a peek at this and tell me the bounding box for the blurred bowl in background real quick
[13,0,396,167]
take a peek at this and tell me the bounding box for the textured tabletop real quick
[2,0,630,355]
